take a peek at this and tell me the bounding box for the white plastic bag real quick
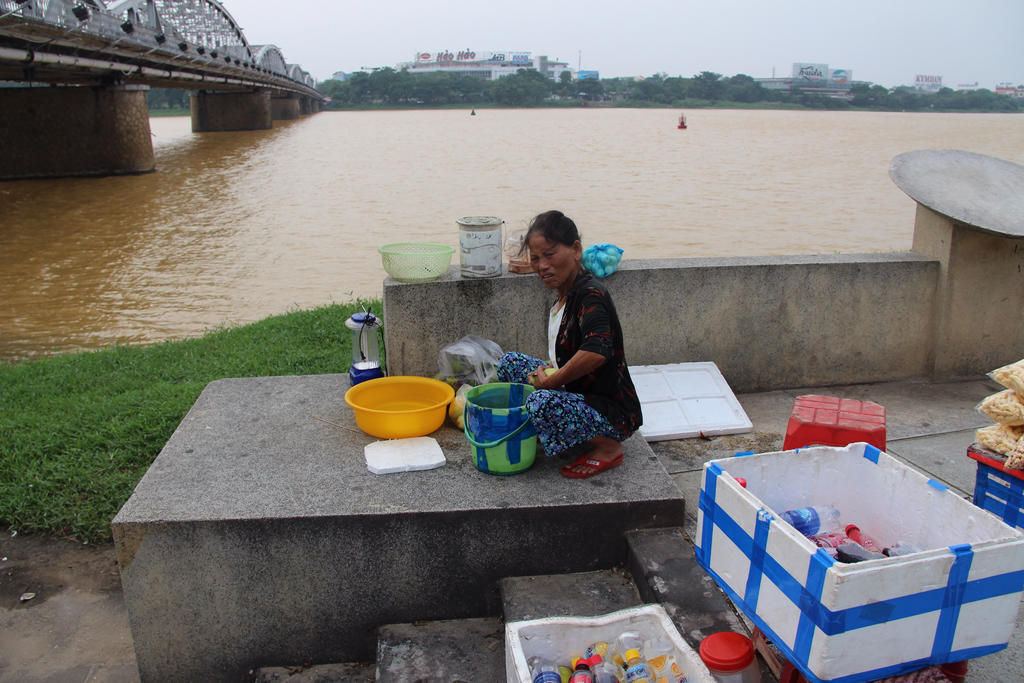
[438,335,503,387]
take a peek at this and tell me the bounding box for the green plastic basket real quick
[378,243,455,283]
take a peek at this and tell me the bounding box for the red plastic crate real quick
[782,394,886,451]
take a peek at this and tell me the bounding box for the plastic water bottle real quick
[592,658,623,683]
[845,524,883,552]
[623,649,653,683]
[779,505,841,536]
[613,632,643,667]
[613,632,653,682]
[645,637,674,675]
[528,656,562,683]
[569,659,595,683]
[646,637,689,682]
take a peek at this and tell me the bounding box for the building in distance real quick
[755,63,857,98]
[396,50,572,81]
[914,74,943,93]
[994,82,1024,98]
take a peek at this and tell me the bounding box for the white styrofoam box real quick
[363,436,445,474]
[629,362,752,441]
[505,604,715,683]
[695,442,1024,683]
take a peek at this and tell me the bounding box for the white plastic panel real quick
[629,362,752,441]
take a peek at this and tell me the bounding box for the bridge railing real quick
[0,0,318,94]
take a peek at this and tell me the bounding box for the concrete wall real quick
[912,204,1024,378]
[384,252,940,393]
[0,85,154,179]
[190,90,272,132]
[271,95,301,120]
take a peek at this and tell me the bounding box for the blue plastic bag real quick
[582,243,624,278]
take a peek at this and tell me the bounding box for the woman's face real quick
[528,233,582,295]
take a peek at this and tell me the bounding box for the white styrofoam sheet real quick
[364,436,445,474]
[629,362,752,441]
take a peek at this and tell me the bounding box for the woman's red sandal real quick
[561,453,624,479]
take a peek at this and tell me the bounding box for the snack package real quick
[976,389,1024,426]
[1006,438,1024,471]
[976,423,1024,457]
[990,358,1024,395]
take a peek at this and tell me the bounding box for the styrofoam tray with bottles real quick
[505,604,715,683]
[696,442,1024,682]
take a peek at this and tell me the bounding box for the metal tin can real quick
[457,216,504,278]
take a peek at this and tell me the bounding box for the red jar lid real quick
[699,631,754,672]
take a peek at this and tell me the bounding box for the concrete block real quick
[376,617,504,683]
[112,374,684,681]
[499,570,642,622]
[254,662,375,682]
[625,528,746,648]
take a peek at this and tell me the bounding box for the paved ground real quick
[2,375,1021,682]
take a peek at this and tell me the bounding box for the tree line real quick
[315,68,1022,113]
[145,69,1022,113]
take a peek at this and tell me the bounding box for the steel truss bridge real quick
[0,0,321,98]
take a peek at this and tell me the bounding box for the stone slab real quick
[255,663,375,682]
[890,150,1024,238]
[376,617,504,683]
[499,570,643,623]
[625,528,745,647]
[885,429,981,498]
[112,374,684,681]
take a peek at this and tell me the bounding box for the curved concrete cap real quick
[889,149,1024,237]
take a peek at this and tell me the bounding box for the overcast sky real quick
[225,0,1023,89]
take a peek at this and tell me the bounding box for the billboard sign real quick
[417,51,529,64]
[793,63,828,83]
[915,74,942,92]
[829,68,851,85]
[578,70,600,80]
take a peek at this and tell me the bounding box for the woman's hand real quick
[528,351,606,389]
[527,364,555,389]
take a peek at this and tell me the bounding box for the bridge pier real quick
[271,94,301,121]
[190,90,272,132]
[0,85,154,180]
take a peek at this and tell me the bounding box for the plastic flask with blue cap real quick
[780,505,841,536]
[345,311,385,385]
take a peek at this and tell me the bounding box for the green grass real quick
[0,301,381,543]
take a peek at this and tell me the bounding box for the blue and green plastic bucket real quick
[463,382,537,475]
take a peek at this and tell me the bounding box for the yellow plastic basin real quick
[344,376,455,439]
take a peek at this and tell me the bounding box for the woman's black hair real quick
[519,210,581,255]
